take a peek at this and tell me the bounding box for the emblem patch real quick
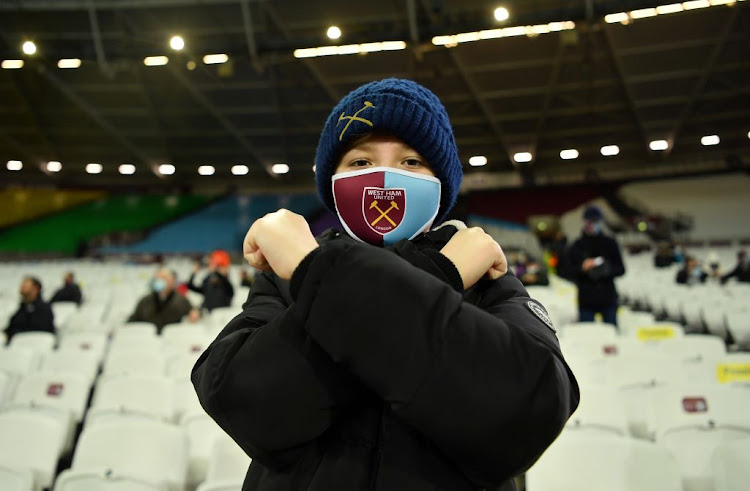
[362,187,406,234]
[526,300,556,332]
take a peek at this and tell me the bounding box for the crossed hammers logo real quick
[338,101,376,141]
[369,200,399,227]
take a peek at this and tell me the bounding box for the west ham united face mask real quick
[332,167,441,246]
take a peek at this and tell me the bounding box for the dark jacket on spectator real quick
[563,232,625,309]
[50,282,83,305]
[721,262,750,284]
[5,296,55,341]
[192,226,579,491]
[189,272,234,311]
[128,291,192,331]
[676,268,708,285]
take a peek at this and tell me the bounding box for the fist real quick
[440,227,507,290]
[243,209,319,280]
[582,258,598,271]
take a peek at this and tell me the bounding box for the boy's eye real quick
[403,158,423,168]
[350,159,371,168]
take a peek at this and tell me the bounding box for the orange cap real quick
[210,250,231,268]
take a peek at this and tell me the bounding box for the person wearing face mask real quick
[5,276,55,342]
[563,206,625,326]
[676,256,708,285]
[189,250,235,312]
[192,79,579,491]
[128,268,195,332]
[721,250,750,284]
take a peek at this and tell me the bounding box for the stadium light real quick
[119,164,136,175]
[198,165,215,175]
[231,165,249,175]
[294,41,406,58]
[46,161,62,172]
[513,152,533,163]
[649,140,669,151]
[469,155,488,167]
[272,163,290,174]
[57,58,82,69]
[170,36,185,51]
[144,56,169,66]
[560,149,579,160]
[203,54,229,64]
[701,135,720,146]
[494,7,510,21]
[2,60,24,69]
[601,145,620,156]
[7,160,23,171]
[86,163,103,174]
[327,26,342,39]
[22,41,37,55]
[630,8,658,18]
[158,164,175,175]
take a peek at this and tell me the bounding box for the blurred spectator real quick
[49,271,83,305]
[5,276,55,341]
[654,241,677,268]
[519,256,550,287]
[240,269,255,288]
[676,256,708,285]
[563,206,625,326]
[129,268,195,332]
[721,250,750,284]
[548,230,568,276]
[189,250,234,311]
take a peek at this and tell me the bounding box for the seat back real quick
[53,469,167,491]
[711,438,750,491]
[9,332,56,353]
[91,375,175,423]
[12,371,90,422]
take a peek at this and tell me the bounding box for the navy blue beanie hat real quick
[583,205,604,221]
[315,78,463,224]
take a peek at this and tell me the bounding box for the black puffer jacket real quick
[192,224,579,491]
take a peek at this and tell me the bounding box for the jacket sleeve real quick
[191,270,361,470]
[721,265,738,283]
[290,241,580,487]
[219,273,235,298]
[607,239,626,278]
[187,273,203,294]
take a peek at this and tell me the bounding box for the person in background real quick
[5,276,55,341]
[240,269,255,288]
[676,256,708,285]
[654,241,677,268]
[49,271,83,305]
[721,250,750,284]
[563,205,625,326]
[520,256,550,286]
[189,250,234,312]
[129,268,196,332]
[548,229,568,277]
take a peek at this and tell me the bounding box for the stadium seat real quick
[0,465,33,491]
[196,434,251,491]
[54,469,166,491]
[0,371,12,404]
[89,375,175,424]
[0,348,40,394]
[659,335,726,362]
[174,379,202,421]
[57,332,109,364]
[70,418,188,491]
[11,371,89,423]
[0,408,69,490]
[161,326,212,357]
[166,354,201,381]
[607,354,687,389]
[525,432,682,491]
[565,387,629,437]
[712,353,750,387]
[559,322,618,341]
[182,410,227,486]
[50,302,79,331]
[40,351,100,388]
[0,332,5,346]
[711,438,750,491]
[704,310,728,341]
[625,322,685,342]
[9,332,56,353]
[725,312,750,348]
[103,351,167,377]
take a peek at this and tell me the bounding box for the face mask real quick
[151,278,167,293]
[690,267,703,278]
[332,167,441,246]
[585,222,602,235]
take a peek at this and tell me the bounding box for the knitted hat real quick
[583,205,604,221]
[314,78,462,224]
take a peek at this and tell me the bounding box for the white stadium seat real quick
[9,332,56,353]
[197,434,251,491]
[0,465,33,491]
[89,375,175,424]
[103,351,167,377]
[12,371,90,423]
[54,469,166,491]
[526,432,682,491]
[711,438,750,491]
[559,322,618,341]
[565,387,629,437]
[658,335,726,362]
[0,371,14,404]
[70,418,188,491]
[57,331,109,364]
[50,302,79,330]
[40,351,100,388]
[0,408,69,490]
[182,411,227,486]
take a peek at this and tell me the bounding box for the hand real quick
[192,263,201,273]
[439,227,507,290]
[243,209,319,280]
[188,308,201,323]
[582,258,597,271]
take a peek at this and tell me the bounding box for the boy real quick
[192,79,579,491]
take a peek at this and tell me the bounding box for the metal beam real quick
[240,0,263,73]
[601,25,649,147]
[261,3,339,102]
[0,0,265,10]
[667,7,740,155]
[531,39,566,153]
[2,70,58,159]
[448,49,512,161]
[86,0,110,75]
[35,65,151,163]
[133,66,176,165]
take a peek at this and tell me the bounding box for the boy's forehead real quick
[345,135,417,153]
